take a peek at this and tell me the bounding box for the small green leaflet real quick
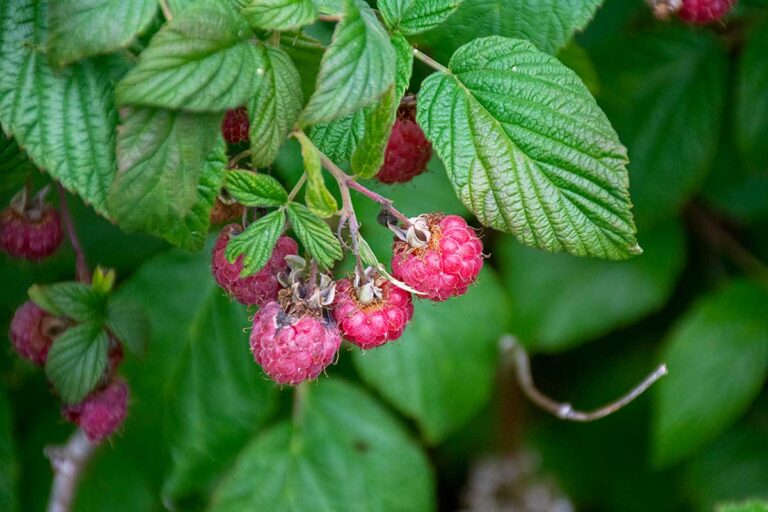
[295,131,337,217]
[309,111,365,162]
[225,210,286,276]
[29,282,106,323]
[106,298,151,355]
[350,84,398,178]
[116,1,263,111]
[286,202,343,268]
[0,133,35,192]
[224,169,288,207]
[392,34,414,97]
[45,322,110,404]
[418,36,639,260]
[379,0,462,35]
[243,0,318,30]
[299,0,396,125]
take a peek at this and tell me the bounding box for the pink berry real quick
[221,107,249,144]
[8,301,65,365]
[0,205,63,261]
[250,301,341,385]
[333,277,414,349]
[376,103,432,184]
[391,214,484,301]
[211,225,298,306]
[62,378,129,443]
[678,0,735,23]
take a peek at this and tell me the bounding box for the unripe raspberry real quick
[8,301,66,365]
[391,214,484,301]
[333,276,413,349]
[61,378,129,443]
[678,0,734,23]
[376,99,432,184]
[0,205,63,261]
[221,107,249,144]
[211,224,298,306]
[250,301,341,385]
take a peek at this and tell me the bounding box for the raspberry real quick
[333,275,413,349]
[211,224,298,306]
[391,214,484,301]
[0,205,63,261]
[678,0,734,23]
[376,100,432,184]
[250,301,341,385]
[8,301,67,365]
[61,378,129,443]
[221,107,249,144]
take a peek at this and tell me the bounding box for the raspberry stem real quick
[158,0,172,21]
[45,428,97,512]
[412,48,450,74]
[57,184,90,283]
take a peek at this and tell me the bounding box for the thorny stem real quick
[158,0,173,21]
[45,429,97,512]
[412,47,450,74]
[57,185,90,283]
[500,335,668,422]
[335,173,367,280]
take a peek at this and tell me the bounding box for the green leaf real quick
[0,389,16,512]
[309,110,365,162]
[225,210,286,276]
[0,0,117,217]
[416,0,604,59]
[28,282,106,323]
[280,32,324,104]
[313,0,343,14]
[248,46,303,167]
[353,268,511,442]
[285,202,343,268]
[105,298,150,355]
[418,36,639,260]
[392,33,414,97]
[0,133,35,193]
[736,21,768,170]
[350,84,398,178]
[48,0,158,66]
[718,502,768,512]
[295,131,337,217]
[379,0,462,35]
[497,220,685,352]
[224,169,288,207]
[108,108,221,234]
[116,1,263,111]
[210,380,435,512]
[653,281,768,467]
[45,322,110,404]
[243,0,318,30]
[299,0,396,125]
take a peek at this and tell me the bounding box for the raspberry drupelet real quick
[376,97,432,184]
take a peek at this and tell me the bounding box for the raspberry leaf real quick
[653,281,768,467]
[418,36,640,260]
[295,131,337,218]
[45,322,110,404]
[242,0,318,30]
[225,210,286,276]
[48,0,158,66]
[309,111,366,162]
[115,1,264,111]
[350,85,398,178]
[379,0,463,35]
[280,32,325,104]
[736,20,768,170]
[224,169,289,207]
[299,0,396,125]
[285,202,343,268]
[105,298,150,356]
[248,46,303,168]
[0,133,35,193]
[28,282,106,323]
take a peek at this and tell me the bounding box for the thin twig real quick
[57,185,90,283]
[318,14,341,22]
[286,173,307,203]
[500,335,668,422]
[412,48,450,74]
[45,429,97,512]
[228,149,252,169]
[158,0,173,21]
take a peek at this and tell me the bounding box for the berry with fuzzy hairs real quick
[62,378,129,443]
[333,275,413,349]
[8,301,66,365]
[678,0,734,23]
[0,205,63,261]
[211,225,298,306]
[391,214,484,301]
[221,107,250,144]
[250,301,341,385]
[376,100,432,184]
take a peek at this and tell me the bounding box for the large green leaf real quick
[48,0,158,66]
[736,20,768,170]
[45,322,110,404]
[653,281,768,467]
[354,268,511,442]
[224,169,288,207]
[418,36,639,260]
[0,0,117,217]
[243,0,318,30]
[0,389,16,512]
[210,380,435,511]
[299,0,396,125]
[379,0,461,35]
[286,202,343,268]
[116,1,263,111]
[108,108,221,234]
[497,220,685,352]
[309,110,365,162]
[225,209,286,275]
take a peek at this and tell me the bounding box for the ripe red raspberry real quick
[8,301,66,365]
[0,205,63,261]
[391,214,484,301]
[333,276,413,349]
[221,107,249,144]
[250,301,341,385]
[211,224,298,306]
[376,100,432,184]
[61,378,129,443]
[678,0,734,23]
